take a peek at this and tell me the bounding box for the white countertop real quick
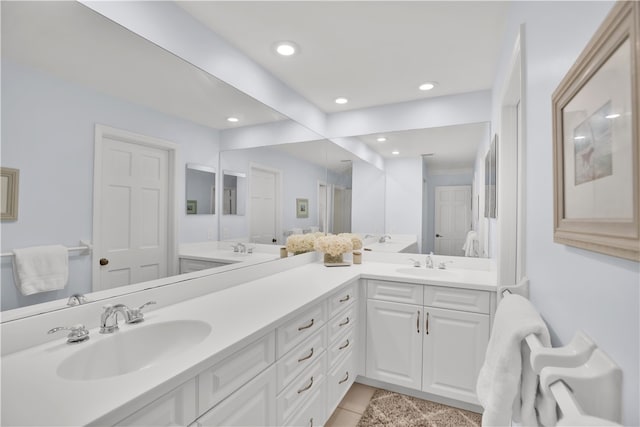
[1,260,496,426]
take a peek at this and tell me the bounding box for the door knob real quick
[436,234,443,238]
[99,258,109,266]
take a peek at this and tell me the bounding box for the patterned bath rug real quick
[356,389,482,427]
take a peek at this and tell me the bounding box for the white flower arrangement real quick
[314,234,353,257]
[338,233,363,251]
[286,233,320,254]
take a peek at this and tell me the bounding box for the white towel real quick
[462,230,479,257]
[476,293,553,426]
[12,245,69,295]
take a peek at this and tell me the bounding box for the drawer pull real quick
[298,318,315,331]
[339,339,350,350]
[339,317,350,327]
[417,310,420,334]
[297,376,314,394]
[298,347,314,362]
[339,294,350,303]
[310,418,314,427]
[339,371,350,384]
[426,312,430,335]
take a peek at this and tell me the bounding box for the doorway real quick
[249,165,281,244]
[92,125,177,291]
[434,185,472,256]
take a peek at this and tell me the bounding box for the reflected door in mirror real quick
[434,186,471,256]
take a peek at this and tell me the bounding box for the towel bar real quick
[1,240,92,258]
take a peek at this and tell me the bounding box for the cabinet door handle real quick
[426,312,430,335]
[310,417,314,427]
[339,371,350,384]
[297,376,314,394]
[417,310,420,333]
[339,294,350,303]
[298,347,314,362]
[298,318,314,331]
[339,339,350,350]
[339,317,350,327]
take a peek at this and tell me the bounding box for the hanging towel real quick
[462,230,479,257]
[476,293,553,426]
[12,245,69,295]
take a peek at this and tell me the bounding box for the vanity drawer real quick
[277,353,327,425]
[327,348,356,412]
[328,281,358,318]
[282,375,327,427]
[367,280,423,305]
[277,302,327,358]
[424,286,490,314]
[198,332,275,415]
[328,326,356,368]
[277,327,327,392]
[328,303,357,344]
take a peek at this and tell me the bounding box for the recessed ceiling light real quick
[419,82,437,91]
[335,97,349,105]
[392,150,400,155]
[274,41,298,56]
[227,117,239,123]
[605,113,621,119]
[377,137,387,142]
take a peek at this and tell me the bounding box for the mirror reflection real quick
[222,171,246,216]
[186,164,216,215]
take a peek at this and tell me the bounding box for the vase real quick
[324,253,344,264]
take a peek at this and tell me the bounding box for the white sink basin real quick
[57,320,211,381]
[396,267,459,280]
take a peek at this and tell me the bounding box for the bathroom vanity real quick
[0,255,495,426]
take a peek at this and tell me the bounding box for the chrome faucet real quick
[231,242,246,253]
[48,324,90,344]
[378,235,391,243]
[67,293,89,306]
[425,252,435,269]
[100,301,156,333]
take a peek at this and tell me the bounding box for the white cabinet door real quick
[422,307,489,404]
[365,299,423,390]
[196,365,277,427]
[116,378,196,426]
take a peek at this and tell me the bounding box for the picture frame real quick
[296,198,309,218]
[186,199,197,215]
[1,167,19,221]
[552,1,639,261]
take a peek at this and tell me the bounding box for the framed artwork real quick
[552,1,639,261]
[296,198,309,218]
[186,199,197,215]
[1,167,19,221]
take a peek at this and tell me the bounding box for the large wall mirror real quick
[0,1,308,315]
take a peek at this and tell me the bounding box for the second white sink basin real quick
[396,267,459,280]
[57,320,211,381]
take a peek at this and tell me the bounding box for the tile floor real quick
[325,383,377,427]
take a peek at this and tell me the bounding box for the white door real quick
[366,299,423,390]
[422,307,489,404]
[94,126,174,291]
[196,366,277,427]
[250,167,279,244]
[434,185,471,256]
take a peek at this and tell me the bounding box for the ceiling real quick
[1,1,286,130]
[178,1,509,113]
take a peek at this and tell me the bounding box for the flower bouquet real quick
[314,234,353,266]
[285,232,324,255]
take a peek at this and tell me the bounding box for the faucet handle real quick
[409,258,421,268]
[128,301,156,324]
[438,261,453,270]
[48,324,90,343]
[67,293,89,306]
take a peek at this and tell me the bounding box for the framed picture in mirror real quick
[1,167,19,221]
[552,1,639,261]
[186,200,197,215]
[296,198,309,218]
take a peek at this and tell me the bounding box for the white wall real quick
[1,60,219,311]
[351,159,385,236]
[494,2,638,424]
[385,158,422,250]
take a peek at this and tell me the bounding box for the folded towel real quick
[12,245,69,295]
[462,230,479,257]
[476,293,552,426]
